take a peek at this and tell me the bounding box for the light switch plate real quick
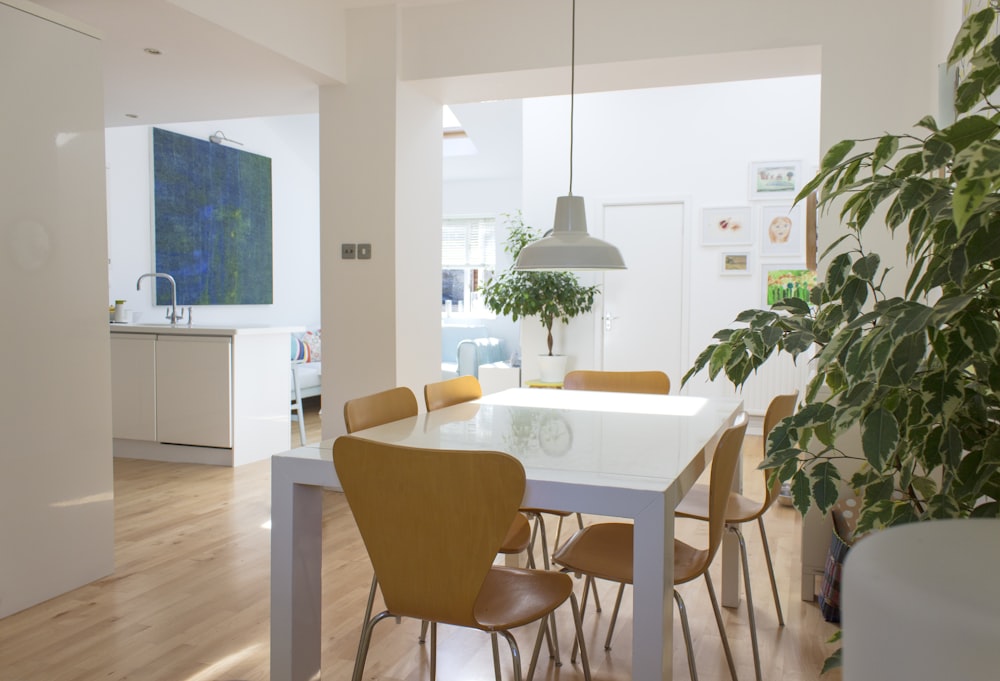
[358,243,372,260]
[341,243,356,259]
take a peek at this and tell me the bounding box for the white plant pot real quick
[537,355,568,383]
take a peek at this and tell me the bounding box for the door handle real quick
[604,312,618,332]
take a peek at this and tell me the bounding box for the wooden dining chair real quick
[674,391,798,681]
[560,369,672,613]
[342,386,421,648]
[552,420,747,681]
[333,435,592,681]
[423,375,540,675]
[562,369,671,395]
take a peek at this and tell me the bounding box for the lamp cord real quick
[568,0,576,196]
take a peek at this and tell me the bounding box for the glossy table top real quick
[285,389,743,492]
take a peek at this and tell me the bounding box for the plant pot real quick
[537,355,568,383]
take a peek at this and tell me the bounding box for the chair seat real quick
[499,513,532,554]
[474,566,574,630]
[553,523,633,584]
[552,522,712,588]
[675,483,764,524]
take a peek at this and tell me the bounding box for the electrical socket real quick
[358,243,372,260]
[341,243,356,259]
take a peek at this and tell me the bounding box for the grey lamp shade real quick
[514,195,626,271]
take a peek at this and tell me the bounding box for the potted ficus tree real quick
[480,212,600,383]
[682,8,1000,671]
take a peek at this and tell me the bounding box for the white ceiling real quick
[31,0,456,127]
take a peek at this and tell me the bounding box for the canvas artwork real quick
[760,204,804,257]
[152,128,273,306]
[750,160,801,199]
[701,206,752,245]
[762,266,817,307]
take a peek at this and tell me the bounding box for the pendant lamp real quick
[515,0,626,271]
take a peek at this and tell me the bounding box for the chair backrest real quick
[760,391,799,507]
[701,420,749,571]
[343,386,418,433]
[563,370,670,395]
[424,375,482,412]
[333,435,525,628]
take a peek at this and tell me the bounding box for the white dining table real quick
[270,388,743,681]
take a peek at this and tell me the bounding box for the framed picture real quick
[762,265,817,307]
[749,160,802,200]
[760,204,805,257]
[701,206,752,246]
[720,252,751,275]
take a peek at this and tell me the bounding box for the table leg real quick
[632,494,672,681]
[271,465,325,681]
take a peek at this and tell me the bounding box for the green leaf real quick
[851,253,880,282]
[708,344,734,379]
[922,136,955,172]
[840,277,869,320]
[948,9,996,65]
[810,462,841,512]
[953,176,991,233]
[960,311,999,353]
[914,115,939,132]
[861,408,899,470]
[942,115,999,153]
[791,471,812,515]
[872,134,899,174]
[820,139,856,171]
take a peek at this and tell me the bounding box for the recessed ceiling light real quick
[143,47,162,55]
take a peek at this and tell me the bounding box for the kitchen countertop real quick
[109,323,304,337]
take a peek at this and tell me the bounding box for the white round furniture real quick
[843,518,1000,680]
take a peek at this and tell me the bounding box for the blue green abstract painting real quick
[152,128,273,305]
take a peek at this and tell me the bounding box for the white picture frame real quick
[749,160,802,200]
[760,204,805,258]
[701,206,752,246]
[720,252,751,275]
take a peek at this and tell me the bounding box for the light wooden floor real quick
[0,401,841,681]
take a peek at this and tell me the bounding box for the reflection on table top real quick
[281,388,743,492]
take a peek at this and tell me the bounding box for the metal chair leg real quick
[734,526,763,681]
[352,611,393,681]
[757,515,785,626]
[496,629,524,681]
[673,590,699,681]
[492,633,502,681]
[604,582,626,650]
[704,571,739,681]
[430,621,437,681]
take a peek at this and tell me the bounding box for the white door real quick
[600,202,685,388]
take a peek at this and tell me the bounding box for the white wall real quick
[105,114,321,328]
[518,76,821,392]
[1,0,113,618]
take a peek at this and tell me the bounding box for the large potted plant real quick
[480,212,600,382]
[683,10,1000,667]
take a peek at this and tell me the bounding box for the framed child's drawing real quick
[749,160,801,200]
[701,206,752,246]
[760,204,804,258]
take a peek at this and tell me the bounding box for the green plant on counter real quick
[480,212,600,356]
[684,8,1000,547]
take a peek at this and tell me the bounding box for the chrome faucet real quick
[136,272,184,324]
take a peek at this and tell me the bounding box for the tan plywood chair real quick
[562,369,671,395]
[560,370,672,612]
[675,391,798,681]
[334,435,592,681]
[552,420,748,681]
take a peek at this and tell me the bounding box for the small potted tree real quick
[480,212,600,382]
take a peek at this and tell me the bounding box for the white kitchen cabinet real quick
[110,334,157,441]
[110,325,296,466]
[155,335,233,448]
